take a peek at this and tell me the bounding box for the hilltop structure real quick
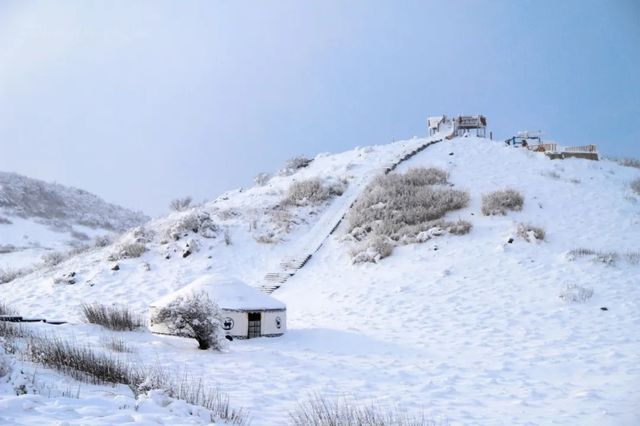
[428,114,487,138]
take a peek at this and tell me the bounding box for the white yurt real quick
[149,274,286,339]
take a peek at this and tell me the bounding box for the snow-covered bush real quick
[94,234,114,248]
[253,172,272,186]
[169,196,193,212]
[447,219,473,235]
[345,168,469,261]
[347,170,469,242]
[279,155,312,176]
[42,251,66,266]
[0,216,12,225]
[82,303,143,331]
[481,189,524,215]
[168,210,218,240]
[0,346,12,378]
[517,223,545,242]
[351,236,394,264]
[108,241,147,261]
[630,178,640,196]
[559,284,594,303]
[403,167,449,186]
[285,178,331,206]
[152,291,227,351]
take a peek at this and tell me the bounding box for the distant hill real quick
[0,171,148,270]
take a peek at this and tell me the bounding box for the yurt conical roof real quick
[150,274,285,311]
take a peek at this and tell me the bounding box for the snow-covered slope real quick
[1,137,639,425]
[0,172,148,270]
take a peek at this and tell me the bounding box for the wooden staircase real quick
[258,131,452,295]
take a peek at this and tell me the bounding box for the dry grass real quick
[289,393,433,426]
[82,303,143,331]
[481,189,524,215]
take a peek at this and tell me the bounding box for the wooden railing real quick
[564,144,597,153]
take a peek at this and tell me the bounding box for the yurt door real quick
[247,312,261,338]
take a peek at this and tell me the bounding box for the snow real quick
[0,172,147,271]
[150,274,285,311]
[1,136,639,425]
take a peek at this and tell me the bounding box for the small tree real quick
[169,196,193,212]
[153,291,227,350]
[254,172,272,186]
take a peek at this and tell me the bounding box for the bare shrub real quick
[42,251,66,266]
[169,196,193,212]
[289,393,430,426]
[616,157,640,169]
[630,178,640,196]
[82,303,143,331]
[447,219,472,235]
[108,241,147,261]
[152,291,226,350]
[286,179,331,206]
[254,172,272,186]
[559,284,594,303]
[481,189,524,215]
[279,155,312,176]
[517,223,545,242]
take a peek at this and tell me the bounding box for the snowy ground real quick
[1,137,639,425]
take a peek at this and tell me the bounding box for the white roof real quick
[428,116,444,128]
[150,274,286,311]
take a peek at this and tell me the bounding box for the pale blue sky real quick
[0,1,638,214]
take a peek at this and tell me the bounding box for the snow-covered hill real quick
[0,172,148,271]
[1,137,639,425]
